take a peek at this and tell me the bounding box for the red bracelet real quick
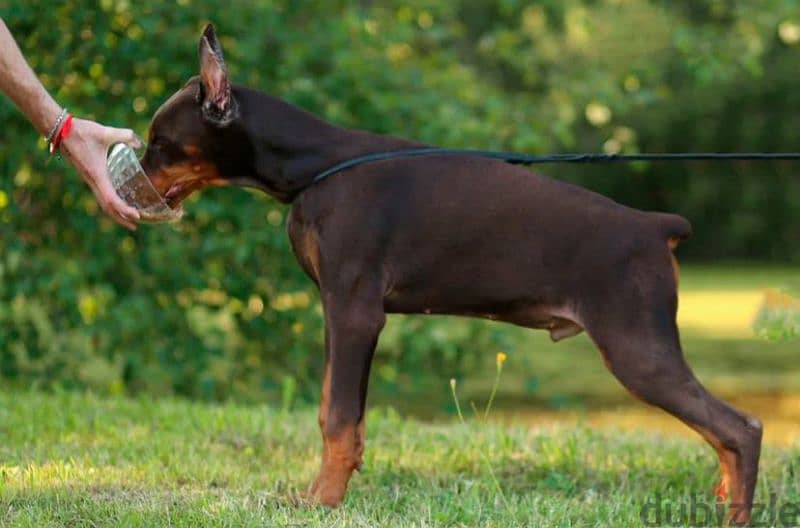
[49,113,74,155]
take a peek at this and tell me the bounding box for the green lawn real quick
[2,265,798,526]
[1,390,798,527]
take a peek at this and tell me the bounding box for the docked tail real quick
[652,212,692,246]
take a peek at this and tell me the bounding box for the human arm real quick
[0,17,141,229]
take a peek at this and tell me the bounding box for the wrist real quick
[47,111,74,156]
[45,107,68,143]
[60,117,84,149]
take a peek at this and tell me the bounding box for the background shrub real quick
[1,0,797,401]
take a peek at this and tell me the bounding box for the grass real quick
[2,264,798,526]
[1,390,798,527]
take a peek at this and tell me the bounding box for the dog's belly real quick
[384,292,584,341]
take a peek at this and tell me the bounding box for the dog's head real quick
[141,24,247,208]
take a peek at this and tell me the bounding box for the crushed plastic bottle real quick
[106,143,183,224]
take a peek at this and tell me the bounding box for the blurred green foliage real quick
[0,1,798,401]
[756,288,800,340]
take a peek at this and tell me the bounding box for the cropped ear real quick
[198,23,238,126]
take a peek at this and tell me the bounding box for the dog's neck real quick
[230,85,418,202]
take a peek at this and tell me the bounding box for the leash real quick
[312,148,800,185]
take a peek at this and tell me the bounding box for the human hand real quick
[60,118,143,230]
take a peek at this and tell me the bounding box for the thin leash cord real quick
[312,148,800,185]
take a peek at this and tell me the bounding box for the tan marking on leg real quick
[310,423,361,507]
[318,361,330,431]
[691,424,742,507]
[712,448,737,503]
[309,361,365,507]
[303,230,322,283]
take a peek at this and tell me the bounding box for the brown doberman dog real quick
[140,24,763,524]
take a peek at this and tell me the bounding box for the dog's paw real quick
[307,477,347,508]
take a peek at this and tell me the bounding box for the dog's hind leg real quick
[580,268,762,524]
[308,282,385,507]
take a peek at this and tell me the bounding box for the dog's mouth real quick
[163,178,227,209]
[150,161,226,209]
[164,180,200,209]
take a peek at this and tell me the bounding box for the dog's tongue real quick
[165,185,184,202]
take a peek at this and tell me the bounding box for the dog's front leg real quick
[308,288,385,507]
